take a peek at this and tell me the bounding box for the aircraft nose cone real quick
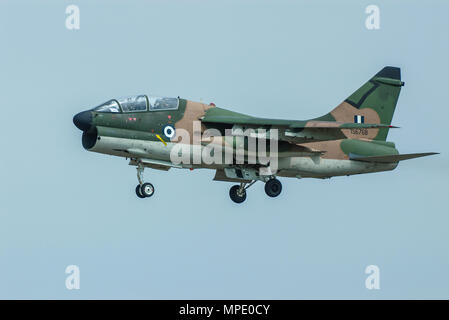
[73,110,92,131]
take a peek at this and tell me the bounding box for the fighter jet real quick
[73,67,437,203]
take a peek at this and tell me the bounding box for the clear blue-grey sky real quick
[1,0,448,299]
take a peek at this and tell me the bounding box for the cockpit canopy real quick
[93,95,179,113]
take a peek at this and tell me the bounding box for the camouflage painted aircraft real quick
[73,67,437,203]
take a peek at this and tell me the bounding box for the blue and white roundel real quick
[163,125,176,139]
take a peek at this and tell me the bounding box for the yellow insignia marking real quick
[156,134,167,146]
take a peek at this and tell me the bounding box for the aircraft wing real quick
[201,107,395,143]
[349,152,439,163]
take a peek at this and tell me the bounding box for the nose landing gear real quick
[135,163,155,198]
[138,182,154,197]
[135,185,146,198]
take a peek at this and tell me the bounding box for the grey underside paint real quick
[88,136,397,179]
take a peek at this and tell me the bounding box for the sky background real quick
[1,0,448,299]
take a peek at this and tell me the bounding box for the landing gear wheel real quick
[140,183,155,197]
[265,178,282,197]
[135,185,146,198]
[229,185,247,203]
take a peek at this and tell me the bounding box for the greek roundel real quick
[163,125,176,139]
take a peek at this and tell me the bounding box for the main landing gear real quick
[229,178,282,203]
[264,178,282,197]
[229,182,251,204]
[135,163,154,199]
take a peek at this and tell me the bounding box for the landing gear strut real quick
[135,163,155,198]
[229,181,256,204]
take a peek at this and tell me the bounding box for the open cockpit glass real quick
[148,96,179,111]
[117,95,148,112]
[93,100,121,113]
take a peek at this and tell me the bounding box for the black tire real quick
[140,183,155,197]
[135,185,146,198]
[229,185,246,203]
[264,178,282,197]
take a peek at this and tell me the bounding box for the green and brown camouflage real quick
[73,66,438,202]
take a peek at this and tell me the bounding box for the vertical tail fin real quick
[316,66,404,141]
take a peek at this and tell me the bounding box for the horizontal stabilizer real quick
[350,152,439,163]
